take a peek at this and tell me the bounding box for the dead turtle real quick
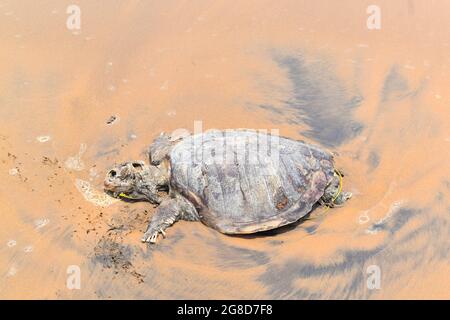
[104,129,352,243]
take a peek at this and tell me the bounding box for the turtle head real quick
[104,161,168,204]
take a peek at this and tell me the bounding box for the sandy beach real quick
[0,0,449,299]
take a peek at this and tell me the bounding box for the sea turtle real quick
[104,129,352,243]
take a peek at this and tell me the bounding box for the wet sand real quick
[0,0,449,299]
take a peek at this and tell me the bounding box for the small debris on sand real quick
[93,235,145,283]
[23,245,33,253]
[34,218,50,229]
[65,143,87,171]
[106,115,119,125]
[36,135,51,143]
[42,156,58,166]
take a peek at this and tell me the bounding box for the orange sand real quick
[0,0,449,299]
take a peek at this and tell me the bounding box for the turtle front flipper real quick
[142,195,199,243]
[142,198,180,243]
[149,130,190,165]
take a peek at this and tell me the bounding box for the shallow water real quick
[0,0,449,299]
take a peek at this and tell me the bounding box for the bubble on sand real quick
[36,135,51,143]
[7,266,17,277]
[65,143,87,171]
[34,218,50,229]
[89,167,98,177]
[160,80,169,90]
[23,245,33,253]
[358,211,370,224]
[7,240,17,248]
[8,168,19,176]
[75,179,118,207]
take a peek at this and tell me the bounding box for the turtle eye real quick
[109,170,117,178]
